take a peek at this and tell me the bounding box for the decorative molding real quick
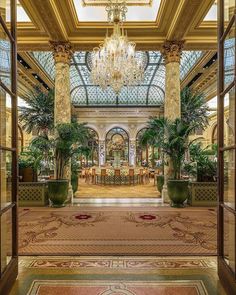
[161,41,184,64]
[50,41,73,64]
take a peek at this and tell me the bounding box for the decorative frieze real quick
[161,41,184,64]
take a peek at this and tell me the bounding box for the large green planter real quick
[48,179,69,207]
[156,175,164,194]
[167,180,189,208]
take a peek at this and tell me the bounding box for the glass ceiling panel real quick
[31,52,55,79]
[31,50,203,107]
[180,51,203,80]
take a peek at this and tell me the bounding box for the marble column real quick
[51,41,73,125]
[51,41,73,199]
[129,140,136,167]
[161,41,183,203]
[99,140,106,166]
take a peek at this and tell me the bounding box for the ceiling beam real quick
[166,0,215,40]
[20,0,68,41]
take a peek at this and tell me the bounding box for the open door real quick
[218,0,236,293]
[0,0,18,294]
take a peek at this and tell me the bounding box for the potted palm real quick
[162,119,196,207]
[47,122,90,207]
[18,147,42,182]
[184,143,217,206]
[143,117,197,207]
[19,87,55,179]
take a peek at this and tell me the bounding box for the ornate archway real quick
[105,127,129,166]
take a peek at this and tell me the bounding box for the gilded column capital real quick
[161,41,184,64]
[50,41,73,64]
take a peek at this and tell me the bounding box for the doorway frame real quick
[218,0,236,293]
[0,0,18,294]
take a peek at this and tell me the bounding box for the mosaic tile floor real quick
[10,256,226,295]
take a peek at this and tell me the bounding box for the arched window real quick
[106,127,129,164]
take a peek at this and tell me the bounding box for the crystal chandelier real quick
[91,0,145,94]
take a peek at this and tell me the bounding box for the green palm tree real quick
[181,87,209,130]
[19,87,54,136]
[30,122,91,178]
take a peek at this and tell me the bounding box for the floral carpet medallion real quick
[19,207,217,255]
[123,212,216,251]
[19,211,109,249]
[27,280,208,295]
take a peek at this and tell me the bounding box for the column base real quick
[162,184,170,203]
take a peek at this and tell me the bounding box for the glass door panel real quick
[0,0,18,294]
[223,22,235,88]
[223,149,235,209]
[1,209,13,273]
[223,87,235,146]
[223,208,235,272]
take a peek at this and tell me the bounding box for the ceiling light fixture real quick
[90,0,145,94]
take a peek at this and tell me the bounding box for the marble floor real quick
[75,178,160,198]
[10,256,226,295]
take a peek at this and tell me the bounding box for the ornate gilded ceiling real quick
[17,0,217,51]
[0,0,220,103]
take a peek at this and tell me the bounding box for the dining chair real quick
[128,168,135,185]
[100,168,107,185]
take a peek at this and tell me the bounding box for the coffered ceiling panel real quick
[16,0,31,22]
[73,0,161,22]
[203,0,217,21]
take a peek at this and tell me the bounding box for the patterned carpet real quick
[19,207,217,256]
[75,178,160,198]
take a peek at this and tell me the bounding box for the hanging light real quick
[91,0,145,94]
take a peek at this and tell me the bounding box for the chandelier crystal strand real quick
[91,0,145,94]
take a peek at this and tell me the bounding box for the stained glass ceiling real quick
[30,50,203,107]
